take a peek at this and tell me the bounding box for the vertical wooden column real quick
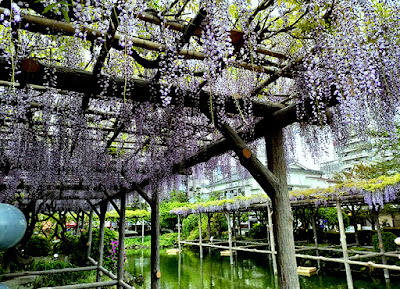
[80,211,85,233]
[178,214,181,253]
[199,213,203,259]
[238,213,242,237]
[310,209,321,270]
[336,199,354,289]
[374,210,390,283]
[207,213,211,240]
[117,192,126,289]
[225,212,234,265]
[151,191,160,289]
[75,210,81,235]
[265,129,299,289]
[142,218,145,244]
[96,202,107,283]
[87,210,94,260]
[267,204,278,276]
[232,212,237,247]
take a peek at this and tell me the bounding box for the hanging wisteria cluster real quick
[290,174,400,209]
[0,0,399,213]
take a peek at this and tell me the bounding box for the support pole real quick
[178,215,181,254]
[336,199,354,289]
[374,209,390,283]
[151,191,160,289]
[199,213,203,259]
[207,213,211,240]
[267,205,278,276]
[232,212,237,247]
[142,218,145,244]
[76,210,81,236]
[265,129,299,289]
[117,192,126,289]
[225,212,234,265]
[310,209,321,270]
[87,210,94,260]
[238,212,242,237]
[96,202,107,284]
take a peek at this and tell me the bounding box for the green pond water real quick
[124,249,400,289]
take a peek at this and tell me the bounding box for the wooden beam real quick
[0,57,284,119]
[1,266,97,278]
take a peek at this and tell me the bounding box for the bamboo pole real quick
[96,202,107,284]
[310,209,321,270]
[224,212,234,265]
[142,218,145,244]
[180,240,276,254]
[38,280,118,289]
[199,213,203,259]
[336,199,354,289]
[117,192,126,289]
[1,266,97,278]
[267,205,278,276]
[87,210,94,260]
[178,214,181,253]
[374,210,390,283]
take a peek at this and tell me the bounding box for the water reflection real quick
[124,249,400,289]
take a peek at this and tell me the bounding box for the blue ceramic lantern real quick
[0,203,27,251]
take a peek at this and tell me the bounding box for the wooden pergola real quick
[0,1,347,289]
[171,185,400,289]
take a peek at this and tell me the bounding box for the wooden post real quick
[238,212,242,237]
[336,199,354,289]
[310,208,321,270]
[225,212,234,265]
[207,213,211,240]
[87,210,94,260]
[265,129,299,289]
[96,202,107,284]
[117,192,126,289]
[76,210,81,236]
[374,210,390,283]
[178,214,181,253]
[267,205,278,276]
[150,191,160,289]
[142,218,145,244]
[80,211,85,233]
[199,213,203,259]
[232,212,237,247]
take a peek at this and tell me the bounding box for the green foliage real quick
[160,201,188,231]
[168,190,189,203]
[106,209,150,221]
[29,260,89,287]
[159,233,178,247]
[54,232,79,255]
[181,214,199,239]
[247,223,268,239]
[318,207,350,231]
[70,228,118,272]
[209,191,224,200]
[25,235,51,257]
[372,231,397,252]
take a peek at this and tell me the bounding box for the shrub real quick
[159,233,178,248]
[70,228,119,272]
[372,231,397,252]
[24,235,51,257]
[29,260,89,287]
[181,214,199,239]
[247,223,268,239]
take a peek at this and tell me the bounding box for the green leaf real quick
[60,8,70,23]
[43,3,58,14]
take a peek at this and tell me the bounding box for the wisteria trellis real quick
[0,1,399,288]
[0,0,398,211]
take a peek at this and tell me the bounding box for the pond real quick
[124,249,400,289]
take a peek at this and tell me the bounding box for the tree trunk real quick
[266,129,300,289]
[150,191,160,289]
